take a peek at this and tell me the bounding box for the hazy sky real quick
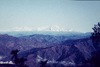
[0,0,100,32]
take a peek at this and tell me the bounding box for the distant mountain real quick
[0,30,91,37]
[5,25,72,32]
[0,25,91,37]
[18,38,95,67]
[37,25,69,32]
[0,33,96,67]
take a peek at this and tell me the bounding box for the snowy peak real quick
[0,25,82,33]
[37,25,72,32]
[11,25,72,32]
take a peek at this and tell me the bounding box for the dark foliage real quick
[88,22,100,67]
[40,60,48,67]
[90,22,100,49]
[11,49,28,67]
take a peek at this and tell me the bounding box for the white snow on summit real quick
[37,25,72,32]
[0,25,73,32]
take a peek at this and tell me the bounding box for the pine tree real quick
[90,22,100,49]
[88,22,100,67]
[11,49,28,67]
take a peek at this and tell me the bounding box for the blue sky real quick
[0,0,100,32]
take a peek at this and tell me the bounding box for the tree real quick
[88,22,100,67]
[11,49,19,65]
[90,22,100,49]
[40,60,48,67]
[11,49,28,67]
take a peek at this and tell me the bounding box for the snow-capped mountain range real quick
[0,25,91,37]
[37,25,72,32]
[9,25,73,32]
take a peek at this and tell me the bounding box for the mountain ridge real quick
[0,33,96,67]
